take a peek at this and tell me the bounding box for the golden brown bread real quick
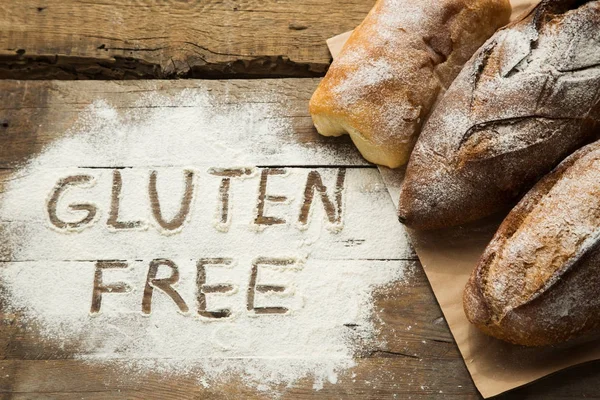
[399,0,600,229]
[464,140,600,346]
[309,0,511,168]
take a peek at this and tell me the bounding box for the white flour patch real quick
[0,89,412,394]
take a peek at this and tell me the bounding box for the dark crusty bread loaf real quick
[309,0,511,168]
[464,140,600,346]
[398,0,600,230]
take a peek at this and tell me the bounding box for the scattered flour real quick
[0,88,412,394]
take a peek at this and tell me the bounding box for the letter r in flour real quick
[247,257,295,314]
[196,258,235,318]
[90,261,132,314]
[142,259,189,314]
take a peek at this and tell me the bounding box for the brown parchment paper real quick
[326,1,600,397]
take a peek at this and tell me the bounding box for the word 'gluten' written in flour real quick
[46,167,346,233]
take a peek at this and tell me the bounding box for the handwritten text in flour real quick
[44,167,346,316]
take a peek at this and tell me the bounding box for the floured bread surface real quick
[399,0,600,229]
[309,0,511,168]
[464,141,600,346]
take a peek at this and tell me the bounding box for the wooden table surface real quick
[0,2,599,399]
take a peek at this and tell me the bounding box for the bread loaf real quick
[309,0,511,168]
[399,0,600,229]
[464,140,600,346]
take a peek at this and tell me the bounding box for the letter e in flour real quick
[247,257,295,314]
[254,168,287,226]
[196,258,235,318]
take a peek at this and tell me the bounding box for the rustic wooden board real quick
[0,0,376,79]
[0,79,599,400]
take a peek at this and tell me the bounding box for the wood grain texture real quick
[0,0,376,80]
[1,79,600,400]
[0,79,367,169]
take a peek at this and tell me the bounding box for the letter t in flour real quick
[254,168,288,226]
[208,168,254,231]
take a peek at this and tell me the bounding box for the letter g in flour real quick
[47,175,98,231]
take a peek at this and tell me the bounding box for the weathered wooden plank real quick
[0,79,364,169]
[0,355,478,399]
[0,0,375,79]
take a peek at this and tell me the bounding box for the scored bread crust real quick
[399,0,600,229]
[309,0,511,168]
[464,140,600,346]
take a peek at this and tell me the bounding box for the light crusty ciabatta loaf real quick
[464,140,600,347]
[399,0,600,229]
[309,0,511,168]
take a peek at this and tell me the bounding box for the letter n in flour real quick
[298,168,346,229]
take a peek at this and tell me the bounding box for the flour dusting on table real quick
[0,88,412,394]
